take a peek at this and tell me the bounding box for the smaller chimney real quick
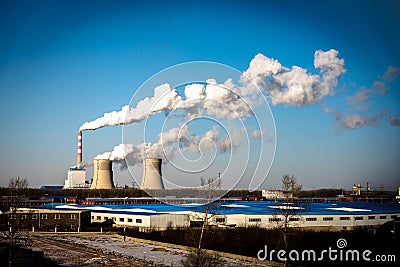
[77,131,82,167]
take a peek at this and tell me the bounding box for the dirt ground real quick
[30,234,152,266]
[28,233,268,267]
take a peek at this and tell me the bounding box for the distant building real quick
[7,208,90,232]
[91,210,190,230]
[0,196,51,211]
[64,167,89,189]
[40,185,64,190]
[397,186,400,203]
[262,190,293,199]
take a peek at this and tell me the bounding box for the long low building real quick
[56,201,400,231]
[204,202,400,231]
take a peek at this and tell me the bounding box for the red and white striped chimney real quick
[77,131,82,167]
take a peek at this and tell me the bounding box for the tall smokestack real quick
[141,158,165,190]
[77,131,82,167]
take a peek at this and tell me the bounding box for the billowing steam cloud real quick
[329,65,399,129]
[323,106,386,130]
[78,49,348,166]
[80,84,182,131]
[336,113,386,130]
[79,49,400,169]
[381,66,400,82]
[241,49,346,106]
[80,49,346,132]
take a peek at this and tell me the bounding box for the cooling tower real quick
[91,159,114,189]
[140,158,165,190]
[77,131,82,167]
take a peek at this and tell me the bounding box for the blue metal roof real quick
[51,201,400,216]
[40,186,64,190]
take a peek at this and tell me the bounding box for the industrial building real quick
[64,167,89,189]
[5,201,399,232]
[261,190,293,199]
[56,201,400,232]
[68,131,167,190]
[62,130,90,189]
[90,210,190,230]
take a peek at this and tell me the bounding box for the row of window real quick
[305,215,397,222]
[10,214,77,220]
[39,224,76,229]
[249,217,301,222]
[215,218,226,223]
[92,215,142,224]
[246,215,398,223]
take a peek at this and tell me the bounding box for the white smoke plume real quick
[79,83,183,131]
[79,49,345,131]
[381,66,400,82]
[346,81,389,110]
[91,124,242,170]
[323,106,386,130]
[372,81,389,95]
[346,86,373,109]
[251,129,266,138]
[337,113,385,130]
[241,49,346,106]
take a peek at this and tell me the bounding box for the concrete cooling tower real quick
[140,158,165,190]
[91,159,114,189]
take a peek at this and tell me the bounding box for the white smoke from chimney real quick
[251,129,266,138]
[323,106,386,130]
[79,84,183,131]
[79,49,345,132]
[92,123,243,171]
[241,49,345,106]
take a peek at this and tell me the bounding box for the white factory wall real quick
[89,210,399,231]
[91,212,151,227]
[150,214,190,228]
[212,213,399,230]
[64,169,86,189]
[90,212,189,229]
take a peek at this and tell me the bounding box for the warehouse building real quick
[90,210,190,230]
[9,201,398,232]
[59,201,400,231]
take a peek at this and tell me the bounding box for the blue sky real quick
[0,0,399,190]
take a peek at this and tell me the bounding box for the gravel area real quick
[29,233,270,266]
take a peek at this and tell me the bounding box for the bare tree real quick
[3,177,30,266]
[198,177,222,251]
[182,177,221,267]
[271,174,302,266]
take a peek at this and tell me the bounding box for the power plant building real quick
[141,158,165,190]
[64,167,88,189]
